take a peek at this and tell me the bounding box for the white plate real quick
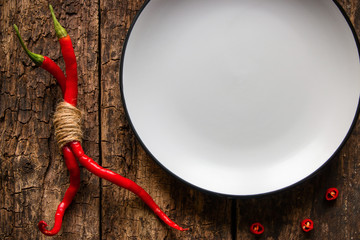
[121,0,360,196]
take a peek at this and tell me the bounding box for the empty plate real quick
[121,0,360,196]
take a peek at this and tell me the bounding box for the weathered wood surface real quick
[0,0,359,239]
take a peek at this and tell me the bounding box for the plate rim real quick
[119,0,360,198]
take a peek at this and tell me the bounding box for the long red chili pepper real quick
[14,23,81,236]
[69,141,189,231]
[38,146,80,236]
[15,5,188,235]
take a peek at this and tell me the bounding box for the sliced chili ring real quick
[250,222,264,235]
[325,187,339,201]
[301,219,313,232]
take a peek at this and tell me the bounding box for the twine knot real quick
[53,101,83,150]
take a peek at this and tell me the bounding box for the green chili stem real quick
[49,5,68,39]
[13,24,44,66]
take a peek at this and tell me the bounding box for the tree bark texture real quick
[0,0,359,239]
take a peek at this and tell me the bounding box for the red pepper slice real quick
[301,219,313,232]
[325,187,339,201]
[250,222,264,235]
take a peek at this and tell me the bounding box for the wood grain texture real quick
[1,0,359,239]
[236,1,360,239]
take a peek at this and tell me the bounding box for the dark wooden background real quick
[1,0,360,239]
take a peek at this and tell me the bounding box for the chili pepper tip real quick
[49,5,68,39]
[178,227,189,231]
[13,24,44,66]
[38,220,47,229]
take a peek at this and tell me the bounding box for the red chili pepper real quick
[301,219,313,232]
[68,141,188,231]
[14,5,188,235]
[38,146,80,236]
[325,187,339,201]
[250,222,264,235]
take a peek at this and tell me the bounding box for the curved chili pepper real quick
[38,146,80,236]
[301,219,313,232]
[250,222,264,235]
[68,141,189,231]
[325,187,339,201]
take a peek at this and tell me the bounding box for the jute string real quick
[53,101,83,150]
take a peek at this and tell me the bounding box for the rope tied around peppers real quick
[14,5,188,235]
[53,101,83,150]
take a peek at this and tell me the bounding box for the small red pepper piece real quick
[69,141,189,231]
[325,187,339,201]
[301,219,313,232]
[250,222,264,235]
[49,5,68,39]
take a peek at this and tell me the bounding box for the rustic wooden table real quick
[1,0,360,239]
